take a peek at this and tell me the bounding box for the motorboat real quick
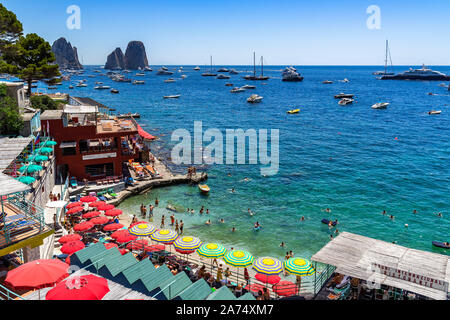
[94,85,111,90]
[371,102,389,109]
[282,66,304,82]
[68,85,74,89]
[194,66,200,71]
[135,73,146,76]
[163,95,181,99]
[322,80,333,84]
[338,98,354,106]
[75,83,87,87]
[338,78,349,83]
[156,69,174,75]
[373,40,395,76]
[181,75,187,79]
[241,84,256,89]
[111,89,119,94]
[229,69,239,75]
[287,109,300,114]
[199,184,210,194]
[164,78,176,83]
[132,80,145,85]
[230,87,245,93]
[217,68,229,72]
[216,74,231,79]
[243,52,269,80]
[161,66,169,71]
[381,64,450,80]
[428,110,442,115]
[247,94,263,103]
[144,67,153,71]
[225,83,234,87]
[334,93,354,99]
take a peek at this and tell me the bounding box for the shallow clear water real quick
[53,65,449,260]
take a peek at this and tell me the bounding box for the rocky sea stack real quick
[52,37,83,70]
[105,41,149,70]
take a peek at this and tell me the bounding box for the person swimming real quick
[219,218,225,223]
[231,188,235,193]
[325,208,332,213]
[389,215,395,220]
[280,242,285,247]
[382,210,387,215]
[248,208,255,216]
[231,227,236,232]
[205,220,211,226]
[254,221,261,229]
[300,216,305,221]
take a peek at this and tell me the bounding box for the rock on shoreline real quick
[52,37,83,70]
[105,47,126,70]
[105,41,149,70]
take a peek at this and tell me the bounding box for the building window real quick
[85,163,114,177]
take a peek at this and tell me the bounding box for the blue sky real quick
[3,0,450,65]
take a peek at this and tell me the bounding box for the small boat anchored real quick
[371,102,389,109]
[199,184,210,194]
[338,98,354,106]
[230,87,245,93]
[247,94,263,103]
[163,95,181,99]
[334,93,354,99]
[428,110,442,115]
[287,109,300,114]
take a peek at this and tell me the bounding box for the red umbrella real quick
[58,234,82,244]
[255,274,281,285]
[97,204,115,211]
[128,221,148,229]
[126,239,149,251]
[89,201,106,208]
[82,211,101,219]
[61,241,86,255]
[46,275,109,300]
[105,209,122,217]
[73,221,94,232]
[67,202,83,209]
[245,283,266,294]
[5,259,69,290]
[90,216,109,225]
[80,196,98,203]
[111,229,137,243]
[66,207,84,215]
[103,223,124,232]
[104,243,119,250]
[146,244,165,252]
[272,281,298,297]
[119,249,129,255]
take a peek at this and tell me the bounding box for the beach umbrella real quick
[97,204,115,211]
[197,243,227,259]
[73,221,94,232]
[67,202,83,209]
[283,257,316,277]
[82,211,101,219]
[46,275,109,300]
[5,259,69,291]
[39,140,57,147]
[173,236,202,253]
[244,283,265,295]
[224,250,254,268]
[89,201,106,208]
[38,147,53,155]
[18,164,43,174]
[105,209,122,217]
[16,176,36,185]
[66,206,84,215]
[126,239,149,251]
[128,221,148,229]
[90,216,109,225]
[80,196,97,203]
[111,229,137,243]
[60,241,86,255]
[146,244,165,252]
[150,229,178,244]
[252,257,283,276]
[27,154,48,163]
[272,281,298,297]
[255,274,281,285]
[104,243,119,250]
[103,223,124,232]
[58,234,82,244]
[129,223,156,236]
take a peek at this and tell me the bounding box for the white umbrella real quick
[45,201,68,208]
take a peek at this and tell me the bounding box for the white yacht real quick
[371,102,389,109]
[247,94,263,103]
[194,66,201,71]
[216,74,231,79]
[338,98,354,106]
[157,69,174,75]
[282,67,304,82]
[381,64,450,80]
[230,87,245,93]
[241,84,256,89]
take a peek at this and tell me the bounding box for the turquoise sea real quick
[52,65,449,260]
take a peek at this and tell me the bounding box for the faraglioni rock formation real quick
[104,41,149,70]
[105,48,126,70]
[52,37,83,70]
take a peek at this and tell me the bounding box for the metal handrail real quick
[0,283,25,300]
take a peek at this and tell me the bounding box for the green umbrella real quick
[26,154,48,163]
[16,176,36,185]
[18,164,43,174]
[38,147,53,155]
[39,140,57,147]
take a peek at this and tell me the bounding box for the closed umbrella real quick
[46,275,109,300]
[61,241,85,255]
[103,223,124,232]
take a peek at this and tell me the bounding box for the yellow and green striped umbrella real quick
[129,223,156,236]
[223,250,254,268]
[283,257,316,276]
[150,229,178,244]
[173,236,202,253]
[252,257,283,275]
[197,243,227,259]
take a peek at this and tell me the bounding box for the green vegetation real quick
[0,84,23,135]
[0,3,23,50]
[30,95,66,112]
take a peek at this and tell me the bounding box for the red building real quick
[40,98,149,182]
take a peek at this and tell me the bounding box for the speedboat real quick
[381,64,450,80]
[164,78,175,83]
[132,80,145,85]
[94,85,111,90]
[338,98,354,106]
[287,109,300,114]
[338,78,349,83]
[161,66,169,71]
[282,67,304,82]
[371,102,389,109]
[194,66,200,71]
[163,95,181,99]
[144,67,153,72]
[75,83,87,87]
[111,89,119,94]
[322,80,333,84]
[135,73,146,76]
[241,84,256,89]
[199,184,210,194]
[156,69,174,75]
[334,93,354,99]
[217,68,229,72]
[216,74,231,79]
[68,85,74,89]
[428,110,442,115]
[230,87,245,93]
[229,69,239,75]
[247,94,263,103]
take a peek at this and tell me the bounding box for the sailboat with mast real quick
[244,52,269,81]
[373,40,394,76]
[202,56,217,76]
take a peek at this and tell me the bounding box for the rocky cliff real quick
[51,37,83,70]
[105,47,126,70]
[104,41,149,70]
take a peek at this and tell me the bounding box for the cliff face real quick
[105,48,126,70]
[104,41,149,70]
[124,41,149,70]
[52,37,83,70]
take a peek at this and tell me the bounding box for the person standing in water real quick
[155,198,159,206]
[175,220,179,233]
[170,214,175,226]
[179,220,184,234]
[161,215,165,228]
